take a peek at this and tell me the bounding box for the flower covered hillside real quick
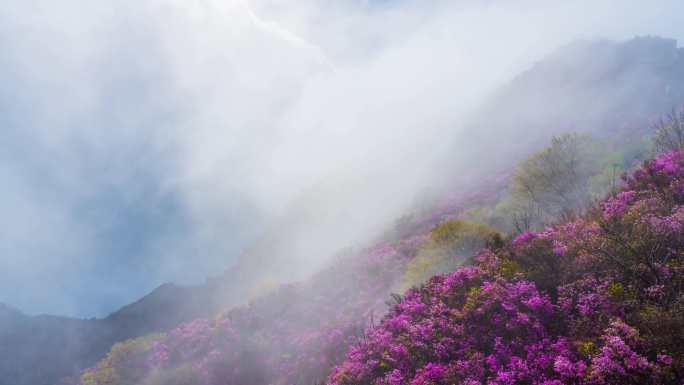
[75,168,510,385]
[328,150,684,385]
[77,233,433,385]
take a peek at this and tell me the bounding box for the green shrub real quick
[402,220,499,290]
[80,334,162,385]
[652,107,684,153]
[507,133,623,231]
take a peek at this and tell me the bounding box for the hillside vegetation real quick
[76,110,684,384]
[329,149,684,385]
[71,37,684,385]
[4,36,684,385]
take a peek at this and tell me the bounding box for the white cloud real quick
[0,0,683,316]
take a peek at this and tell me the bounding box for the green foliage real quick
[80,334,162,385]
[80,367,118,385]
[652,108,684,153]
[430,220,497,252]
[607,282,625,299]
[578,341,598,357]
[463,286,483,312]
[497,257,524,279]
[402,220,499,290]
[587,162,624,200]
[507,133,623,232]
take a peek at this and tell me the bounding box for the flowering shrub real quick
[80,150,684,385]
[78,233,427,385]
[329,150,684,385]
[329,268,577,385]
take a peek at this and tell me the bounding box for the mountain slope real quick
[75,38,684,385]
[328,150,684,385]
[444,36,684,187]
[3,36,684,385]
[75,123,684,385]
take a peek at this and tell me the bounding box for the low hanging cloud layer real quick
[1,0,683,317]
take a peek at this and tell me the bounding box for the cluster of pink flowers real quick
[79,219,430,385]
[80,150,684,385]
[328,267,579,385]
[602,190,637,220]
[643,205,684,235]
[328,151,684,385]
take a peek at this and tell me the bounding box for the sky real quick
[1,0,683,317]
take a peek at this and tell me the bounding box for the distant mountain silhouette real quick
[446,36,684,185]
